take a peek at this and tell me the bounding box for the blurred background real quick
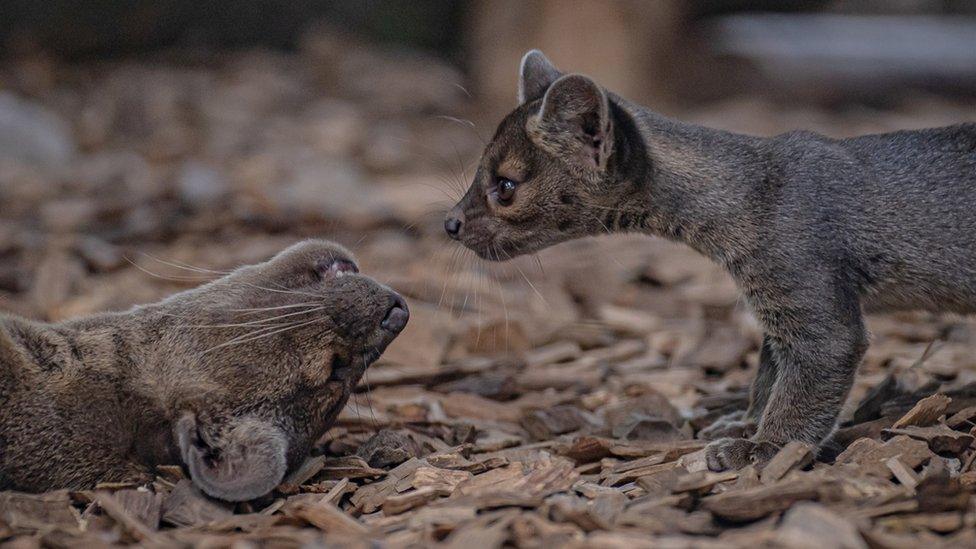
[1,0,975,406]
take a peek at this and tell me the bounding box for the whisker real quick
[231,302,321,313]
[124,258,217,283]
[202,318,322,355]
[361,347,380,428]
[450,83,473,99]
[135,253,233,275]
[181,306,325,329]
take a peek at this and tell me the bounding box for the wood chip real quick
[521,405,593,440]
[382,486,444,515]
[350,458,424,514]
[95,492,166,544]
[701,476,824,522]
[111,489,162,530]
[409,466,472,493]
[671,470,739,494]
[319,456,387,480]
[834,436,933,478]
[760,441,814,484]
[524,341,581,367]
[285,499,369,535]
[0,491,79,533]
[945,405,976,429]
[775,502,867,549]
[892,394,951,428]
[160,481,233,528]
[886,457,921,490]
[883,424,975,455]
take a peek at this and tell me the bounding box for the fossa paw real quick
[705,437,780,471]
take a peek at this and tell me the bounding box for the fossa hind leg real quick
[699,337,776,440]
[706,283,867,470]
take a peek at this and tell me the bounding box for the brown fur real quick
[0,240,408,500]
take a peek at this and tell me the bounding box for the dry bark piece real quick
[427,450,508,474]
[831,416,896,450]
[319,456,387,480]
[774,502,867,549]
[524,341,581,367]
[701,476,824,522]
[671,470,739,495]
[435,372,519,401]
[759,441,814,484]
[597,305,660,335]
[441,509,517,548]
[161,480,233,528]
[110,489,163,530]
[608,454,668,476]
[94,492,166,544]
[612,352,667,374]
[0,491,79,533]
[636,465,686,497]
[355,429,423,468]
[892,394,951,428]
[958,468,976,486]
[915,471,970,513]
[584,339,646,363]
[458,457,579,501]
[381,486,444,515]
[882,424,975,455]
[454,463,523,497]
[517,358,606,391]
[409,465,472,493]
[834,436,933,478]
[521,406,594,440]
[285,498,369,535]
[557,436,613,463]
[610,439,705,461]
[281,456,326,487]
[440,392,524,423]
[945,405,976,429]
[885,457,921,490]
[612,414,686,443]
[603,392,682,429]
[547,492,625,531]
[877,512,964,534]
[350,457,423,514]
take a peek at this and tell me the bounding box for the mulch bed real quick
[2,28,975,548]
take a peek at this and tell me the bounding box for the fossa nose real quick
[444,216,463,239]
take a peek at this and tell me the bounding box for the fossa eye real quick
[312,258,359,281]
[495,178,518,206]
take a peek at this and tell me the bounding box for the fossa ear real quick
[536,74,613,170]
[518,50,562,104]
[176,413,288,502]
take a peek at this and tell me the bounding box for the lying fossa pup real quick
[0,240,408,500]
[445,50,976,471]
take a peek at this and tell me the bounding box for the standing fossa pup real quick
[446,50,976,471]
[0,240,409,500]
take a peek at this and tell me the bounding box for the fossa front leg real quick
[706,285,867,471]
[699,336,776,440]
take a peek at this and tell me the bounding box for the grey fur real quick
[0,240,408,499]
[447,50,976,470]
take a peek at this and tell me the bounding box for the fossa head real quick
[160,239,409,500]
[445,50,647,259]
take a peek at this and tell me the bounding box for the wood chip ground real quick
[1,28,975,548]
